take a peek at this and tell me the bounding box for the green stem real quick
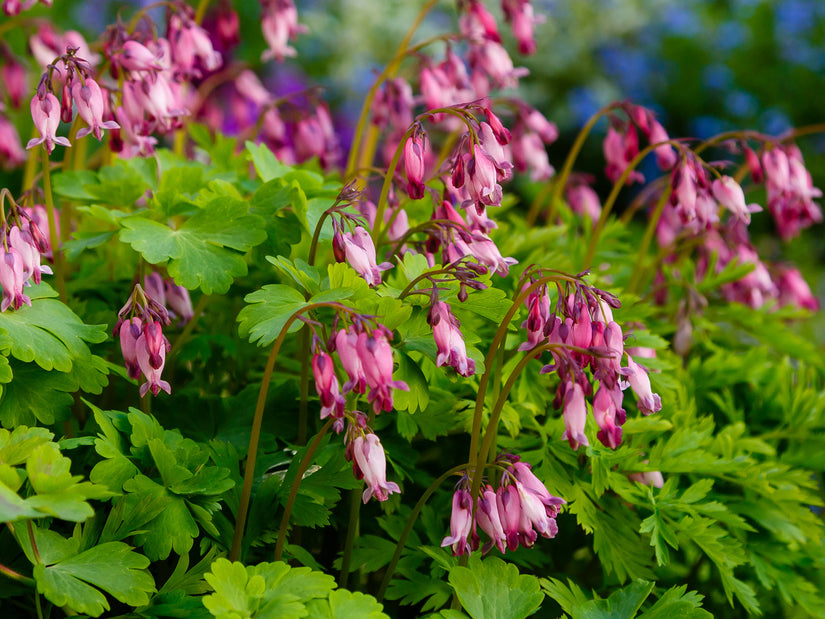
[0,563,34,586]
[626,185,672,294]
[398,266,452,299]
[467,275,574,474]
[41,148,66,304]
[339,488,361,587]
[345,0,440,179]
[545,104,617,224]
[274,419,334,562]
[230,302,352,562]
[168,294,209,358]
[376,463,469,602]
[297,327,310,446]
[27,522,41,564]
[582,138,682,269]
[35,591,44,619]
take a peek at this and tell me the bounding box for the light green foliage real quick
[448,556,544,619]
[0,427,109,523]
[202,558,337,619]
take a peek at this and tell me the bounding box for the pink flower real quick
[566,183,601,222]
[26,94,70,153]
[8,226,51,285]
[603,125,643,185]
[776,266,819,311]
[466,234,517,277]
[628,470,664,488]
[510,460,565,516]
[0,248,32,311]
[356,330,408,414]
[335,327,368,394]
[429,301,476,377]
[502,0,544,55]
[352,433,400,503]
[459,0,501,43]
[118,317,143,380]
[136,321,171,397]
[496,484,521,551]
[519,285,550,351]
[711,176,761,224]
[561,382,588,450]
[593,385,622,448]
[1,59,26,109]
[623,355,662,415]
[342,226,392,287]
[73,79,120,141]
[165,280,194,323]
[313,352,345,420]
[0,113,25,168]
[441,488,477,556]
[260,0,307,62]
[516,481,558,538]
[476,485,506,553]
[404,129,427,200]
[119,40,166,72]
[143,272,166,307]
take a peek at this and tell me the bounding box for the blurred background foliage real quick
[5,0,824,333]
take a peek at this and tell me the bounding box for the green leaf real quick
[305,589,389,619]
[119,198,267,294]
[0,483,41,522]
[448,556,544,619]
[203,559,337,619]
[0,295,107,371]
[640,585,712,619]
[237,285,308,346]
[247,141,291,181]
[123,475,199,560]
[33,541,155,617]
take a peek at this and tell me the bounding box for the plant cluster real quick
[0,1,823,618]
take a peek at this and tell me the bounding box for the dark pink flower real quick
[496,484,521,551]
[561,382,588,450]
[442,488,477,556]
[476,485,506,553]
[603,125,643,185]
[356,330,409,414]
[776,266,819,311]
[429,301,476,377]
[0,248,31,311]
[118,317,143,380]
[8,225,51,285]
[119,40,166,72]
[404,129,427,200]
[313,351,345,420]
[165,280,194,323]
[593,385,622,448]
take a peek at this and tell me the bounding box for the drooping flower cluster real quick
[26,39,119,153]
[515,276,661,450]
[142,272,195,324]
[602,104,677,186]
[442,454,564,556]
[0,201,53,312]
[114,282,173,397]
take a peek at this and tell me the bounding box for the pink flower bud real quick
[403,130,427,200]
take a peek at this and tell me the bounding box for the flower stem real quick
[376,463,469,602]
[344,0,440,180]
[230,302,352,562]
[372,125,416,244]
[41,148,66,303]
[627,184,672,294]
[274,418,334,562]
[582,138,682,269]
[545,104,616,224]
[338,488,361,588]
[0,563,34,586]
[297,327,310,446]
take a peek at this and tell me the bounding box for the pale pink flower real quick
[404,130,427,200]
[476,485,506,553]
[118,317,143,380]
[0,248,31,311]
[712,176,761,224]
[352,433,400,503]
[623,355,662,415]
[313,351,345,420]
[342,226,392,287]
[335,327,368,394]
[260,0,307,62]
[73,79,120,141]
[27,94,70,153]
[561,382,588,450]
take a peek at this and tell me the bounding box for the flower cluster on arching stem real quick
[0,199,54,312]
[442,454,565,556]
[114,273,192,398]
